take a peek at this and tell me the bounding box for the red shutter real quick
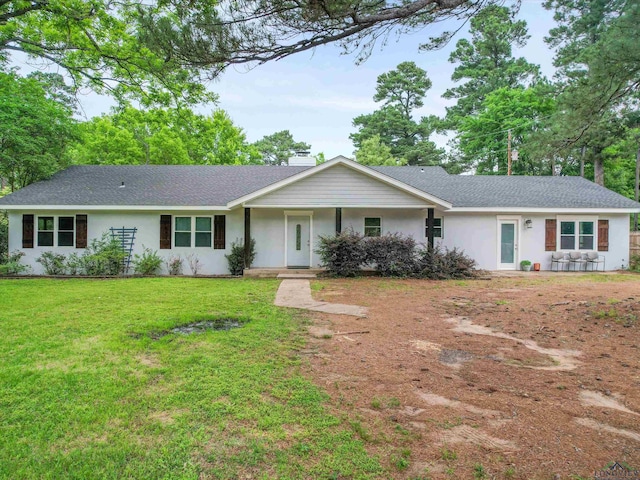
[22,214,34,248]
[75,215,87,248]
[545,219,556,251]
[598,219,609,251]
[214,215,226,250]
[160,215,172,249]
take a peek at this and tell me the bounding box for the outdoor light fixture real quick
[525,219,533,229]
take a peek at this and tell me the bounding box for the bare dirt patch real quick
[304,275,640,479]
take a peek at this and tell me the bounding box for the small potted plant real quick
[520,260,532,272]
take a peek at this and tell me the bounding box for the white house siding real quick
[247,164,429,207]
[443,213,630,271]
[250,208,335,268]
[8,209,244,275]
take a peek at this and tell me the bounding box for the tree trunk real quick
[635,143,640,231]
[580,145,586,177]
[593,148,604,186]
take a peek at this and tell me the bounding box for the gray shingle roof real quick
[0,163,638,210]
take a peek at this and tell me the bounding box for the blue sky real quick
[74,1,557,159]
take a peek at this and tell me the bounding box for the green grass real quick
[0,278,381,479]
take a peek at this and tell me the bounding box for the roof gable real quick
[228,156,453,209]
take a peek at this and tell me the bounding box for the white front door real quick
[498,219,518,270]
[287,215,310,267]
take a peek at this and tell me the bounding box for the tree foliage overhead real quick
[0,70,77,191]
[68,107,261,166]
[252,130,311,166]
[0,0,215,105]
[137,0,494,73]
[444,5,540,122]
[351,61,443,166]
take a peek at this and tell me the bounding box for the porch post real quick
[335,208,342,234]
[427,207,435,248]
[244,207,251,268]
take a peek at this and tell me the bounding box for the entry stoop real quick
[243,268,323,278]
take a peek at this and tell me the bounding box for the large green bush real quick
[37,251,67,275]
[80,233,127,276]
[132,247,163,275]
[226,238,256,275]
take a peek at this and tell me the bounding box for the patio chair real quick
[569,251,587,271]
[551,251,570,271]
[586,252,605,271]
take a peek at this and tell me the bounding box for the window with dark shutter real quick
[76,215,87,248]
[598,219,609,251]
[160,215,172,249]
[22,214,34,248]
[214,215,226,250]
[545,219,556,251]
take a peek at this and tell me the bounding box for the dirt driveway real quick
[304,274,640,479]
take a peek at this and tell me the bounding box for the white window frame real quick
[37,215,75,248]
[174,216,214,248]
[556,216,598,251]
[424,217,444,239]
[364,217,382,237]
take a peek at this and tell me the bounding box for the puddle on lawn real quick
[133,318,246,340]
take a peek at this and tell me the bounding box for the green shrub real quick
[0,250,31,275]
[66,253,83,275]
[414,245,477,279]
[365,232,416,277]
[37,251,67,275]
[630,254,640,272]
[80,233,127,276]
[133,247,163,275]
[225,239,256,275]
[0,212,7,264]
[316,229,367,277]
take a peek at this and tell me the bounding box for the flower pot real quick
[533,263,541,271]
[522,265,532,272]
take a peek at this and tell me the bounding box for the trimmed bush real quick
[316,229,367,277]
[414,245,477,280]
[37,251,67,275]
[226,239,256,275]
[133,247,163,275]
[0,250,30,275]
[80,233,127,276]
[365,233,416,277]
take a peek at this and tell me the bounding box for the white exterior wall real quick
[8,209,632,274]
[8,209,244,275]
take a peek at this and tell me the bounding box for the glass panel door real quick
[498,219,518,270]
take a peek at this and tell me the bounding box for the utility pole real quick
[507,129,512,176]
[580,145,586,177]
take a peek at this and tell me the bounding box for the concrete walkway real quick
[274,279,367,317]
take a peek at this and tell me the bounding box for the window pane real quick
[175,232,191,247]
[196,217,211,232]
[364,217,381,227]
[580,236,594,250]
[296,224,302,251]
[38,217,54,231]
[195,232,211,247]
[579,222,593,235]
[434,227,442,238]
[58,231,74,246]
[433,218,442,227]
[58,217,74,231]
[364,227,381,237]
[560,236,575,250]
[560,222,575,235]
[38,232,54,247]
[500,223,515,264]
[175,217,191,231]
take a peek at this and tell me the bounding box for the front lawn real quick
[0,278,380,479]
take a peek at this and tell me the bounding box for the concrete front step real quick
[243,268,324,278]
